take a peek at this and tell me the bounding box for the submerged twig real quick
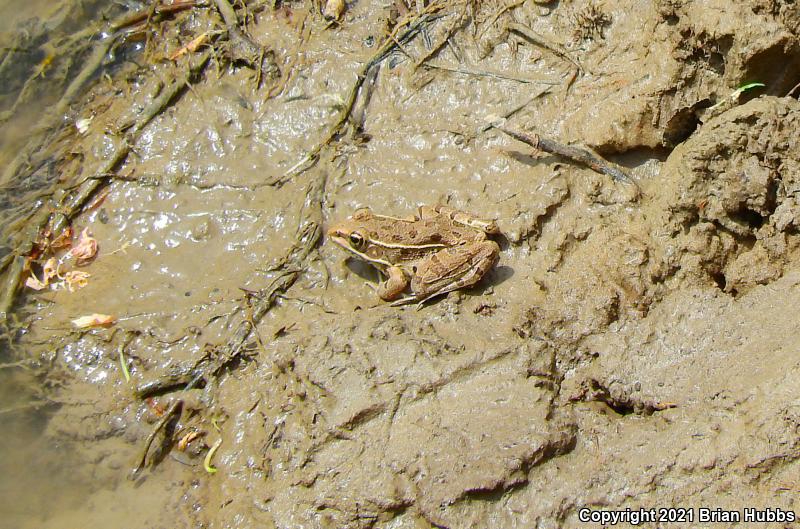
[0,401,50,416]
[0,257,26,321]
[112,0,199,31]
[131,399,183,477]
[496,126,636,186]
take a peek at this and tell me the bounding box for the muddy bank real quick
[3,0,800,528]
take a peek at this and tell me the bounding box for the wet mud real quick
[2,0,800,527]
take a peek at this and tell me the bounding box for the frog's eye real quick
[349,232,366,250]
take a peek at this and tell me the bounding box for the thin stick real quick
[212,0,278,79]
[476,86,551,135]
[787,79,800,98]
[477,0,525,39]
[506,22,586,75]
[496,126,636,186]
[111,0,198,31]
[423,62,560,85]
[131,399,183,477]
[0,401,49,416]
[413,2,467,69]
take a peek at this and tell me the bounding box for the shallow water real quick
[0,4,151,528]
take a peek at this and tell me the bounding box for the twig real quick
[422,62,560,85]
[268,9,443,187]
[0,400,50,416]
[265,8,310,99]
[476,86,552,136]
[134,366,200,398]
[212,0,238,28]
[477,0,525,39]
[111,0,199,31]
[413,2,467,69]
[0,253,13,277]
[131,399,183,477]
[212,0,279,79]
[0,359,33,370]
[0,257,25,321]
[506,22,586,75]
[496,126,636,186]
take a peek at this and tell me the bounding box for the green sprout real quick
[119,345,131,382]
[709,82,766,112]
[204,438,223,474]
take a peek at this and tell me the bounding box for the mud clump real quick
[560,0,800,152]
[655,96,800,295]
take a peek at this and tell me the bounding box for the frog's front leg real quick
[401,240,500,305]
[376,265,410,301]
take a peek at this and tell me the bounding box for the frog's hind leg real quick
[410,241,500,307]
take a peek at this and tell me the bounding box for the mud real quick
[3,0,800,528]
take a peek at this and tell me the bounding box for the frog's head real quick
[327,208,391,267]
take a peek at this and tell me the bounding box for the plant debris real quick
[71,313,116,328]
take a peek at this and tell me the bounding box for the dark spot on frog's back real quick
[408,229,417,238]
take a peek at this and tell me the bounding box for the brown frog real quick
[327,205,500,305]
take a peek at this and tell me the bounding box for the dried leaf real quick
[50,226,74,250]
[43,258,59,282]
[76,116,93,135]
[177,430,201,451]
[323,0,344,19]
[146,398,167,416]
[170,32,209,60]
[25,257,59,290]
[64,270,91,292]
[25,275,48,290]
[71,313,116,328]
[70,228,98,264]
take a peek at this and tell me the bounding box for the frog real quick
[327,205,501,305]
